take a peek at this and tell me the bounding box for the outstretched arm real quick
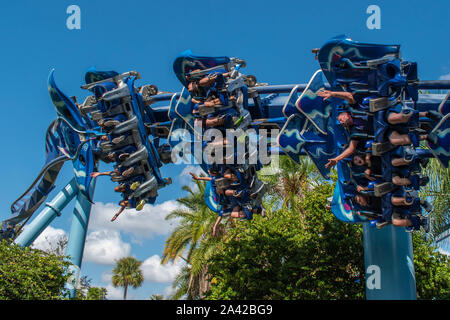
[90,171,112,178]
[189,172,212,181]
[317,89,356,104]
[325,140,358,168]
[111,205,126,222]
[212,216,222,237]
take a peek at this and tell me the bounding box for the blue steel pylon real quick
[14,177,96,298]
[363,224,416,299]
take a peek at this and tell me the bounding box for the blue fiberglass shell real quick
[48,71,95,199]
[278,71,337,179]
[205,180,222,213]
[85,68,119,85]
[48,70,87,132]
[174,86,197,133]
[72,137,95,198]
[331,177,365,224]
[123,77,165,184]
[318,35,400,89]
[173,50,231,88]
[8,120,69,225]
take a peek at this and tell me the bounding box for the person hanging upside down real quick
[384,103,441,125]
[387,130,437,147]
[352,153,381,181]
[189,171,238,197]
[352,193,418,229]
[325,109,373,168]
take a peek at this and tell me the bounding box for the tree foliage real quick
[204,183,449,300]
[0,240,71,300]
[111,256,144,300]
[164,156,449,300]
[412,234,450,299]
[163,179,225,299]
[86,287,108,300]
[206,184,366,300]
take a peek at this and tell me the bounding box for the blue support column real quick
[363,224,417,300]
[14,178,78,247]
[65,179,96,297]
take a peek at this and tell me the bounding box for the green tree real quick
[260,156,323,210]
[420,158,450,242]
[0,240,72,299]
[86,287,108,300]
[206,183,366,300]
[412,233,450,299]
[111,257,144,300]
[205,183,449,300]
[163,179,225,299]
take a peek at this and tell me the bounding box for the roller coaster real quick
[1,35,449,299]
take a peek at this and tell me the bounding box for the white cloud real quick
[439,74,450,80]
[101,271,112,283]
[163,285,177,298]
[82,229,131,265]
[31,226,67,253]
[105,284,125,300]
[88,200,183,239]
[141,255,185,283]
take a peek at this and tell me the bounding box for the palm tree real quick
[111,256,144,300]
[260,155,324,210]
[420,158,450,247]
[162,178,226,299]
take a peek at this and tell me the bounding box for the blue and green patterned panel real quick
[173,50,230,88]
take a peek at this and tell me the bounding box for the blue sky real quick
[0,0,449,299]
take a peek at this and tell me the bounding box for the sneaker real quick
[103,120,120,128]
[130,181,140,190]
[122,167,135,177]
[234,190,243,197]
[376,221,390,229]
[426,110,442,123]
[233,116,243,128]
[136,199,145,211]
[118,153,130,161]
[112,135,126,144]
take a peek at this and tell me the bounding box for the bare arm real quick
[189,172,212,181]
[325,140,358,168]
[318,90,356,104]
[357,185,369,192]
[212,216,222,236]
[198,74,217,87]
[90,171,112,178]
